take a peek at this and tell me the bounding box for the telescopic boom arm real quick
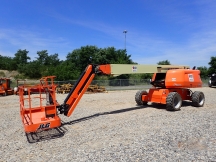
[57,64,189,117]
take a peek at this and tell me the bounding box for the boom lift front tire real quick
[166,92,182,111]
[191,91,205,107]
[135,90,148,105]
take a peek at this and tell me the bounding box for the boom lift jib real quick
[18,64,204,133]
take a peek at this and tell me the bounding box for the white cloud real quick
[0,28,72,60]
[129,29,216,67]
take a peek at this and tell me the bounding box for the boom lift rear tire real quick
[135,90,148,105]
[166,92,182,111]
[191,91,205,107]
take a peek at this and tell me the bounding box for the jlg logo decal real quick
[188,74,194,82]
[132,66,137,72]
[38,123,51,130]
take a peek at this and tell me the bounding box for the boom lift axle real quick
[18,64,204,133]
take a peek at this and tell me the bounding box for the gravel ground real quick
[0,87,216,162]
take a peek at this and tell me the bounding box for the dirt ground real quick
[0,87,216,161]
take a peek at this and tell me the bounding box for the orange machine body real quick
[142,88,192,104]
[151,69,202,88]
[165,69,202,88]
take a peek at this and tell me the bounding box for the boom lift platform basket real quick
[19,76,61,132]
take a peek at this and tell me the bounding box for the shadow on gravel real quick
[62,106,147,126]
[25,106,149,143]
[62,101,195,126]
[181,101,194,107]
[26,126,68,143]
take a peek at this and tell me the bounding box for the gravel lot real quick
[0,87,216,161]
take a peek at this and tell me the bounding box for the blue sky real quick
[0,0,216,68]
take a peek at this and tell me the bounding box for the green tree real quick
[208,56,216,75]
[47,53,60,66]
[93,47,133,64]
[66,46,133,70]
[36,50,60,66]
[36,50,49,65]
[34,50,61,77]
[53,61,80,80]
[139,73,153,79]
[0,55,16,70]
[66,45,99,71]
[157,60,171,65]
[19,61,41,78]
[66,46,133,80]
[14,49,31,69]
[197,66,208,79]
[13,49,31,73]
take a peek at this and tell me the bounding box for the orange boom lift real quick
[18,64,204,133]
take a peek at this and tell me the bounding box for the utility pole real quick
[123,30,127,50]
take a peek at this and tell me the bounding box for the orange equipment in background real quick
[0,78,14,96]
[18,64,205,133]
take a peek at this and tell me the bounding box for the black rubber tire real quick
[191,91,205,107]
[166,92,182,111]
[135,90,148,105]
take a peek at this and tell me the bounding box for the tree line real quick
[0,45,215,80]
